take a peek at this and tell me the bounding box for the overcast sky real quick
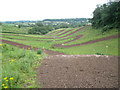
[0,0,109,21]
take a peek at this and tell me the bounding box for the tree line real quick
[91,1,120,32]
[28,23,53,34]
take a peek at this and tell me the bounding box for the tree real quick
[91,1,120,32]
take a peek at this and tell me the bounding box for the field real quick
[1,25,119,56]
[1,24,119,88]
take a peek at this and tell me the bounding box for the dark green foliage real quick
[36,23,44,27]
[60,24,69,28]
[91,1,120,32]
[28,23,52,35]
[18,25,21,28]
[95,53,104,55]
[37,49,42,54]
[102,25,113,33]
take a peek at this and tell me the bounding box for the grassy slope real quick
[2,25,31,34]
[1,44,45,89]
[64,26,118,45]
[1,26,119,56]
[1,27,83,41]
[51,38,119,56]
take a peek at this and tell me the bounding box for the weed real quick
[2,44,42,88]
[37,49,42,54]
[95,53,104,55]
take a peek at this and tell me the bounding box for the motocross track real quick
[1,39,119,88]
[1,25,119,88]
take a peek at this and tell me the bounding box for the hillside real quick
[1,25,119,88]
[1,25,119,56]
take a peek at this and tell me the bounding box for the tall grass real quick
[1,44,42,89]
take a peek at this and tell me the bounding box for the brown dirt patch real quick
[35,55,118,88]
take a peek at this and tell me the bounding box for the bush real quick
[95,53,104,55]
[101,25,113,33]
[28,24,52,35]
[37,49,42,54]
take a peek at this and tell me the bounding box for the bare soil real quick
[35,55,118,88]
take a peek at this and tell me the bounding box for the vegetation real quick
[37,49,42,54]
[64,26,118,45]
[1,44,43,89]
[91,1,120,32]
[2,26,119,56]
[1,18,89,35]
[2,24,31,34]
[1,1,119,89]
[28,23,53,35]
[52,38,119,56]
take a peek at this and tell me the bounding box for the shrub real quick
[95,53,104,55]
[37,49,42,54]
[102,25,113,33]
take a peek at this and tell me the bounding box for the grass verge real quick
[1,44,44,89]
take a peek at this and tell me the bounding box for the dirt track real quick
[53,34,120,48]
[0,39,65,55]
[56,27,79,36]
[2,26,119,88]
[2,26,88,40]
[35,55,118,88]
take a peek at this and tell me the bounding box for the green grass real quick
[2,24,31,34]
[1,24,119,89]
[50,38,119,56]
[1,37,75,50]
[1,44,45,89]
[1,26,119,56]
[2,26,80,42]
[64,26,118,45]
[54,28,74,36]
[1,27,83,41]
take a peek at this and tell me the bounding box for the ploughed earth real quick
[35,55,118,88]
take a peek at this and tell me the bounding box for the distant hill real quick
[43,18,88,22]
[0,18,89,23]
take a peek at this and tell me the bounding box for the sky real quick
[0,0,109,21]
